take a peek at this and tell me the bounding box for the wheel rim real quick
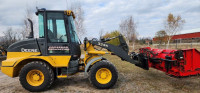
[26,70,44,86]
[96,68,112,84]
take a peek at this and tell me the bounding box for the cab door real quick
[46,12,71,67]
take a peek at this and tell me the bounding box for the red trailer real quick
[139,47,200,77]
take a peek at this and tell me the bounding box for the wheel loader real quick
[0,8,141,92]
[2,8,200,92]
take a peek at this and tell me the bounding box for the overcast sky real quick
[0,0,200,38]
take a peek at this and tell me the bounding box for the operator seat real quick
[48,29,57,42]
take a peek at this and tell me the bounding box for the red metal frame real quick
[140,47,200,77]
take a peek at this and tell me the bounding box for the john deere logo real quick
[21,48,38,52]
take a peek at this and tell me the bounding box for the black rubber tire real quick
[89,60,118,89]
[19,61,54,92]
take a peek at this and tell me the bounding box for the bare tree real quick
[1,27,19,48]
[70,1,86,40]
[0,7,36,49]
[164,13,185,49]
[119,16,137,50]
[21,7,35,40]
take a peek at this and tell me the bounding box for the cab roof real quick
[35,8,75,19]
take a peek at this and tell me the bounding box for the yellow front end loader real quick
[1,8,141,92]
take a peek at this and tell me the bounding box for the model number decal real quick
[98,42,108,47]
[21,48,38,52]
[48,46,69,51]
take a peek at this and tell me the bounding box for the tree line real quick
[0,2,185,51]
[103,13,185,49]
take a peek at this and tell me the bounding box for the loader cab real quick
[36,9,81,60]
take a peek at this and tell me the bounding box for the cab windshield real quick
[68,16,80,44]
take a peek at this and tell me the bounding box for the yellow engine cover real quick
[1,52,71,77]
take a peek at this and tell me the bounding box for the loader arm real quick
[89,41,139,64]
[84,35,141,65]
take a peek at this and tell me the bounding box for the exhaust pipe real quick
[27,18,34,39]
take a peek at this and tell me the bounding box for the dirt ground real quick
[1,55,200,93]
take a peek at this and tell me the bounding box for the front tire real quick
[19,61,54,92]
[89,60,118,89]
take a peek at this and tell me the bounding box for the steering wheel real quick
[59,35,63,42]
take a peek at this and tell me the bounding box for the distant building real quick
[153,28,200,44]
[172,32,200,43]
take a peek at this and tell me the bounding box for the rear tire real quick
[89,60,118,89]
[19,61,54,92]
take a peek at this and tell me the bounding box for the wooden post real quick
[176,39,178,49]
[191,38,193,48]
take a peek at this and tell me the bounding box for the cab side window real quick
[38,13,44,38]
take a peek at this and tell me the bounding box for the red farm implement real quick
[136,47,200,77]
